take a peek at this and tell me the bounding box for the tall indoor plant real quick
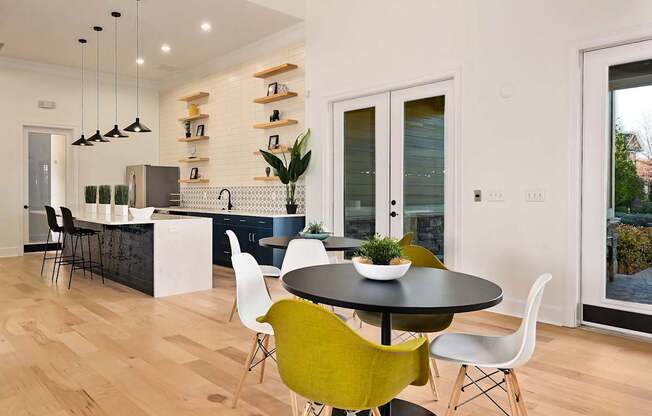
[259,129,311,214]
[85,185,97,212]
[98,185,112,215]
[114,185,129,216]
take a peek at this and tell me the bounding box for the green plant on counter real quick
[84,186,97,204]
[98,185,111,205]
[355,235,405,265]
[114,185,129,206]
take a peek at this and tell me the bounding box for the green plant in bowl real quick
[84,186,97,204]
[299,221,331,240]
[353,235,410,280]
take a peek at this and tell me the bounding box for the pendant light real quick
[124,0,150,133]
[88,26,109,143]
[104,12,128,138]
[72,39,93,146]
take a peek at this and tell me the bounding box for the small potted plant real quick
[259,129,311,214]
[352,235,411,281]
[85,186,97,212]
[114,185,129,216]
[98,185,112,215]
[299,221,331,241]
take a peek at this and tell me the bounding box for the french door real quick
[333,80,454,261]
[582,40,652,335]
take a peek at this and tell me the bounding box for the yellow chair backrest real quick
[403,244,447,270]
[398,232,414,246]
[258,299,429,410]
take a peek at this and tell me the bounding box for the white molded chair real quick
[231,253,275,409]
[226,230,281,322]
[430,273,552,416]
[280,238,330,279]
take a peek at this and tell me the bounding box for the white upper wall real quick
[246,0,305,19]
[304,0,652,325]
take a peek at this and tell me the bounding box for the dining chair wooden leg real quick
[232,333,259,408]
[511,369,528,416]
[301,402,311,416]
[323,406,333,416]
[421,334,439,401]
[228,298,237,322]
[445,364,467,416]
[371,407,382,416]
[504,371,520,416]
[259,335,270,383]
[423,334,440,377]
[289,390,299,416]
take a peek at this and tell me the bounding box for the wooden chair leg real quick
[371,408,382,416]
[228,298,237,322]
[421,334,438,401]
[232,333,259,408]
[511,369,529,416]
[445,365,467,416]
[259,335,270,383]
[289,390,299,416]
[431,357,440,377]
[301,402,311,416]
[323,406,333,416]
[504,371,520,416]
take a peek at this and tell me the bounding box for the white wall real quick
[304,0,652,326]
[0,58,159,257]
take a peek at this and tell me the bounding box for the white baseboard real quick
[0,246,21,257]
[489,296,565,326]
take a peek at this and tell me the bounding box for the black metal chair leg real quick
[50,233,61,283]
[55,233,65,283]
[68,235,79,289]
[87,235,93,279]
[97,234,105,284]
[40,229,51,276]
[80,235,86,277]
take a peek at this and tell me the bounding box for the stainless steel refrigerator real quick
[126,165,180,208]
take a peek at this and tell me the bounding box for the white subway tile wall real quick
[180,184,305,213]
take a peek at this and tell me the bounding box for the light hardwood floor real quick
[1,254,651,416]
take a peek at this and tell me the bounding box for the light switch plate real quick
[525,189,545,202]
[487,190,504,202]
[474,190,482,202]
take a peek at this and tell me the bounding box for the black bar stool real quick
[59,207,105,289]
[41,206,64,278]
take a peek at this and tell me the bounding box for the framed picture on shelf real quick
[268,135,279,150]
[189,167,199,180]
[196,124,205,137]
[267,82,278,96]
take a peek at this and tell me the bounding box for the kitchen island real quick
[65,210,212,297]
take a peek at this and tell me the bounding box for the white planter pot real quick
[85,203,97,213]
[352,257,411,281]
[98,204,111,215]
[114,205,128,216]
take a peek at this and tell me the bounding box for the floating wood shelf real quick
[254,92,298,104]
[177,136,209,143]
[254,119,298,129]
[178,114,209,122]
[178,157,210,163]
[254,176,280,181]
[179,178,210,184]
[254,145,290,155]
[178,91,209,102]
[254,63,298,79]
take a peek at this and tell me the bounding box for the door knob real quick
[390,211,397,218]
[391,200,396,206]
[23,205,29,209]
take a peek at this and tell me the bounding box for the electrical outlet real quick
[525,189,545,202]
[487,190,504,202]
[474,190,482,202]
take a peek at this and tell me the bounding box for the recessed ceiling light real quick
[136,57,144,65]
[201,22,211,31]
[161,44,171,53]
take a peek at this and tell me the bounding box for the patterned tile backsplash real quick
[179,184,305,213]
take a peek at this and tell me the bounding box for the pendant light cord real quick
[136,0,140,117]
[96,29,100,130]
[115,15,118,124]
[81,42,85,134]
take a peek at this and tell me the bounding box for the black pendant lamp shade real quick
[88,26,110,143]
[72,39,93,146]
[124,0,150,133]
[104,12,128,138]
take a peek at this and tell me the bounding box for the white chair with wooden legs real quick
[430,273,552,416]
[279,238,330,279]
[226,230,280,322]
[230,253,277,409]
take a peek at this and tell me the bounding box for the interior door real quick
[582,40,652,335]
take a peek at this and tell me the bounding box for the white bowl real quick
[352,257,411,281]
[128,207,155,219]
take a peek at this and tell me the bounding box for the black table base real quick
[332,399,436,416]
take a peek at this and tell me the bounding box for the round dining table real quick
[259,235,363,251]
[282,263,503,416]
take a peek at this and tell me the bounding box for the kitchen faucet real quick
[218,188,233,211]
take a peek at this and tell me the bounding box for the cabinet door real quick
[213,224,230,266]
[251,227,273,266]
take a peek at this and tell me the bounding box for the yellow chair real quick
[398,232,414,247]
[355,243,453,401]
[257,299,429,415]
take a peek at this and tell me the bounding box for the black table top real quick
[259,236,363,251]
[282,264,503,314]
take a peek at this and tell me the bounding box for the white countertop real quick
[156,206,305,218]
[72,210,211,226]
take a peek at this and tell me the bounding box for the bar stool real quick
[41,206,64,278]
[59,207,105,289]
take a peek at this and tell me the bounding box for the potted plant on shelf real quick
[114,185,129,216]
[98,185,112,215]
[299,221,331,241]
[85,186,97,213]
[259,129,311,214]
[352,235,411,281]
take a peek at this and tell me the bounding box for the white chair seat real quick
[260,265,281,277]
[430,333,519,368]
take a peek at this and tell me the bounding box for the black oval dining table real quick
[259,235,363,251]
[282,263,503,416]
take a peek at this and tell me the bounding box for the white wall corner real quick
[490,296,565,327]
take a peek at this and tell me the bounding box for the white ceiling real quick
[0,0,302,81]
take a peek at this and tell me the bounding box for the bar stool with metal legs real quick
[41,206,64,277]
[59,207,105,289]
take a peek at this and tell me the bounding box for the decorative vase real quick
[265,167,271,177]
[352,257,411,281]
[115,205,128,216]
[85,203,97,213]
[98,204,111,215]
[286,204,298,214]
[188,103,199,116]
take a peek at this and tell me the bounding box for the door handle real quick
[252,233,256,242]
[248,232,252,242]
[390,211,398,218]
[390,200,396,206]
[23,205,29,209]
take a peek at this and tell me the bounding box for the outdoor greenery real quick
[355,235,405,265]
[84,186,97,204]
[616,224,652,275]
[614,126,645,211]
[98,185,111,205]
[114,185,129,206]
[259,129,311,205]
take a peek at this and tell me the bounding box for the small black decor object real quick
[184,121,191,137]
[286,204,298,214]
[196,124,205,136]
[267,82,278,96]
[268,135,279,150]
[265,166,271,177]
[190,167,198,180]
[270,110,280,122]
